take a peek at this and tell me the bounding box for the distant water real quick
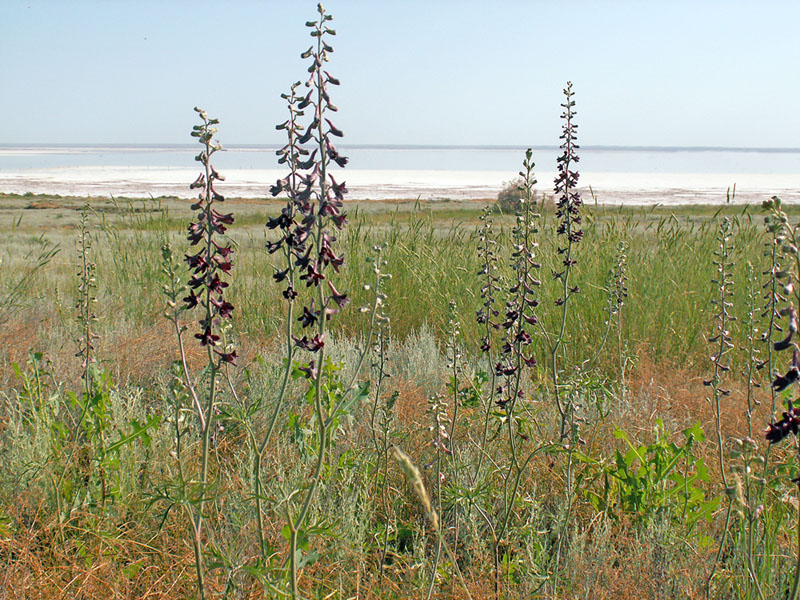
[1,144,799,204]
[2,143,800,173]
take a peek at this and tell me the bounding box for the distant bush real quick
[495,177,524,213]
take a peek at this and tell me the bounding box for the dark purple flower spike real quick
[268,4,349,367]
[493,149,540,416]
[185,108,235,365]
[761,198,800,457]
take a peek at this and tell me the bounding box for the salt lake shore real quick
[1,167,800,205]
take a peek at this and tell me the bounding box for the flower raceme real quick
[267,4,349,368]
[766,399,800,444]
[183,108,236,366]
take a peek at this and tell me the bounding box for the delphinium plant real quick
[368,245,391,455]
[425,392,451,600]
[54,204,108,514]
[75,204,99,406]
[704,217,737,592]
[742,261,764,440]
[611,241,629,383]
[475,206,502,482]
[541,83,585,598]
[762,208,788,422]
[444,299,463,459]
[159,107,234,600]
[251,80,306,564]
[362,245,398,590]
[544,81,584,439]
[259,6,384,596]
[478,149,550,600]
[732,259,774,599]
[761,196,800,600]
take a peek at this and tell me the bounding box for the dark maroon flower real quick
[208,274,229,294]
[183,290,200,309]
[523,313,538,325]
[515,331,532,345]
[773,367,800,392]
[298,360,318,380]
[293,333,325,352]
[185,250,209,272]
[214,243,233,258]
[210,296,234,319]
[212,209,234,225]
[765,401,800,444]
[301,264,325,287]
[213,255,233,274]
[328,281,349,308]
[195,327,220,347]
[190,173,206,189]
[298,304,318,328]
[215,349,238,365]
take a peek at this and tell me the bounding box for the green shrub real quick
[495,177,525,214]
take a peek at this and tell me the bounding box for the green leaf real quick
[105,415,161,455]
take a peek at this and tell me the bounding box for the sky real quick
[1,0,799,148]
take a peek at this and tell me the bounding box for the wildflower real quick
[184,108,235,363]
[765,401,800,444]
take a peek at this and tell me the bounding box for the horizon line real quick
[2,142,800,154]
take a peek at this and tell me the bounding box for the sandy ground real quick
[1,166,799,204]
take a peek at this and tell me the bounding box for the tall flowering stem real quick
[611,241,629,382]
[495,150,540,421]
[75,204,99,396]
[761,197,800,600]
[262,6,383,597]
[185,106,235,470]
[542,83,585,598]
[425,392,451,600]
[549,81,583,439]
[489,149,546,600]
[706,216,735,490]
[365,246,393,589]
[176,107,234,600]
[475,206,502,481]
[284,15,346,592]
[55,205,103,514]
[742,261,763,440]
[252,81,308,558]
[705,217,736,594]
[368,246,392,455]
[762,208,788,422]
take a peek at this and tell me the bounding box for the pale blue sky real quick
[2,0,799,147]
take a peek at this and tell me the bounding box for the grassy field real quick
[2,186,800,600]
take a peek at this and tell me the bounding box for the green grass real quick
[0,192,797,599]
